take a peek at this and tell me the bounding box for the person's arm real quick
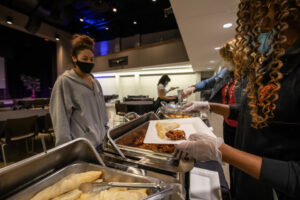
[158,88,177,100]
[219,143,262,179]
[49,78,72,146]
[194,68,228,92]
[209,103,230,118]
[220,144,300,197]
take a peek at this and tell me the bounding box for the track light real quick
[6,16,13,25]
[55,34,60,41]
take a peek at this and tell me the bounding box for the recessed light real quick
[214,46,221,50]
[79,18,84,22]
[105,27,109,30]
[152,0,157,2]
[209,60,215,63]
[133,21,137,25]
[223,23,232,29]
[6,16,13,24]
[55,34,60,41]
[112,8,117,12]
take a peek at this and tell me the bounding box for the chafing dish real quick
[0,138,181,200]
[156,102,200,119]
[101,112,194,199]
[103,112,182,165]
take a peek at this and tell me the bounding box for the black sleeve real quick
[228,104,241,120]
[260,158,300,198]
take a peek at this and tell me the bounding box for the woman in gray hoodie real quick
[50,34,108,148]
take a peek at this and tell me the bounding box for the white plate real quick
[189,167,222,200]
[143,117,215,144]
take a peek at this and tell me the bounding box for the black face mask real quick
[76,61,94,74]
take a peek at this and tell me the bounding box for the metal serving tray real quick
[8,162,174,200]
[0,138,175,200]
[103,112,182,165]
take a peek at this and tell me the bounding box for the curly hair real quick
[71,34,95,57]
[219,39,235,65]
[233,0,300,129]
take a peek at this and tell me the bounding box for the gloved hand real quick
[181,87,196,99]
[176,133,224,163]
[183,101,210,112]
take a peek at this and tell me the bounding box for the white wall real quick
[96,71,200,102]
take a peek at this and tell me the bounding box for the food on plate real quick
[155,122,180,139]
[166,130,186,140]
[79,188,148,200]
[31,171,102,200]
[116,128,175,153]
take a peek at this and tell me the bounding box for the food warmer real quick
[101,112,194,198]
[0,138,184,200]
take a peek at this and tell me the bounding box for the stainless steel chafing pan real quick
[103,112,182,165]
[0,138,177,200]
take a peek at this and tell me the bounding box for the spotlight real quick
[152,0,157,2]
[223,23,233,29]
[105,27,109,30]
[112,8,117,12]
[6,16,13,25]
[55,34,60,41]
[133,21,137,25]
[79,18,84,22]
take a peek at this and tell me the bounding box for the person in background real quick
[182,40,247,189]
[50,34,108,148]
[154,74,178,110]
[177,0,300,199]
[182,40,243,142]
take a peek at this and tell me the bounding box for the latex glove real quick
[176,133,224,163]
[181,87,196,99]
[183,101,210,112]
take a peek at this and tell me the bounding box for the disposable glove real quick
[181,87,195,99]
[183,101,210,112]
[176,133,224,163]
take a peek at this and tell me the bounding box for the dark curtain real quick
[0,24,57,99]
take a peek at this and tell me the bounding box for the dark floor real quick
[0,134,55,168]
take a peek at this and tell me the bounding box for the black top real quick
[228,39,300,200]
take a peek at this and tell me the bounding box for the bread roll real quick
[31,171,102,200]
[52,189,82,200]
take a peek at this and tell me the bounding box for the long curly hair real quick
[233,0,300,129]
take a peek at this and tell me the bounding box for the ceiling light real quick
[105,27,109,30]
[207,67,213,70]
[214,46,221,50]
[152,0,157,2]
[223,23,233,29]
[79,18,84,22]
[209,60,215,63]
[55,34,60,41]
[112,8,117,12]
[133,21,137,25]
[6,16,13,25]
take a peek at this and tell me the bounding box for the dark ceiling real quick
[0,0,178,41]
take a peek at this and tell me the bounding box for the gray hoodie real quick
[50,69,108,147]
